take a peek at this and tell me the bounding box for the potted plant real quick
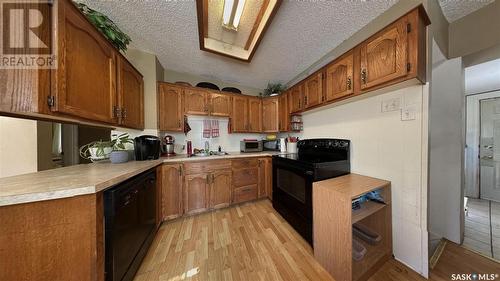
[79,140,114,162]
[262,82,286,97]
[109,133,134,164]
[75,2,131,52]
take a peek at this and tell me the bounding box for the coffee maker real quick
[162,135,176,156]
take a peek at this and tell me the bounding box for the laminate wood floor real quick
[135,199,500,281]
[463,197,500,260]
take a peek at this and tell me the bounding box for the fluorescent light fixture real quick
[222,0,233,26]
[222,0,246,30]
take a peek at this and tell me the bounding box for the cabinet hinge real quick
[407,63,411,72]
[407,23,411,33]
[47,96,55,108]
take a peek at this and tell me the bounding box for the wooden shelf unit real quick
[313,174,391,281]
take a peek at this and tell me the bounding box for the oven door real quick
[272,158,314,244]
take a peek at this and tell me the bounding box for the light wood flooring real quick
[136,199,500,281]
[464,197,500,260]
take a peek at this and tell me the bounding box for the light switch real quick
[381,98,401,112]
[401,105,417,121]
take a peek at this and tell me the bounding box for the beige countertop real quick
[0,151,282,207]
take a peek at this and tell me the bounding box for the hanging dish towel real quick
[211,120,219,138]
[203,119,211,138]
[183,115,191,135]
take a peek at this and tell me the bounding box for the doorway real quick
[464,92,500,260]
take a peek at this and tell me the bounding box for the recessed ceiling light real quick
[222,0,246,31]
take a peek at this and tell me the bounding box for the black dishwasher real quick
[104,169,156,281]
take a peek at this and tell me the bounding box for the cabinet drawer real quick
[232,158,259,169]
[184,160,231,174]
[233,185,258,204]
[233,167,258,187]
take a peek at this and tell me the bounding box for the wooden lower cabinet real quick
[258,158,272,199]
[209,171,232,209]
[0,194,104,281]
[160,164,183,221]
[160,157,272,221]
[183,173,209,215]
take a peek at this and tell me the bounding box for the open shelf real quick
[352,201,386,224]
[352,238,391,281]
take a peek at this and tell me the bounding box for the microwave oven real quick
[240,140,263,152]
[262,140,280,151]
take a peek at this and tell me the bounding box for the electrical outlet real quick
[401,105,417,121]
[381,98,401,112]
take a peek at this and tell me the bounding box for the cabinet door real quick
[210,171,232,209]
[278,93,289,132]
[248,98,262,132]
[262,97,279,133]
[210,93,231,117]
[288,84,304,113]
[304,72,323,108]
[258,158,272,199]
[118,57,144,129]
[184,173,209,215]
[232,95,249,132]
[55,0,117,123]
[326,52,354,101]
[160,164,183,221]
[360,19,408,90]
[158,83,183,131]
[184,88,208,115]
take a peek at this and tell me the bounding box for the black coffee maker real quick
[134,135,161,160]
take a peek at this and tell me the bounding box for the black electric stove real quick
[272,139,350,245]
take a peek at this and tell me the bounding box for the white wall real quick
[465,59,500,95]
[292,84,429,275]
[0,117,38,178]
[428,41,464,244]
[161,116,264,153]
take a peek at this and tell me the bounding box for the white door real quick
[479,98,500,202]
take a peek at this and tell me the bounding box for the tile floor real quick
[463,197,500,260]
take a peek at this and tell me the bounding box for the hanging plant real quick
[75,2,131,52]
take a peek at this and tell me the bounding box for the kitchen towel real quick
[211,120,219,138]
[203,119,211,138]
[183,115,191,135]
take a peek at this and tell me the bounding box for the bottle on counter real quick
[186,140,192,157]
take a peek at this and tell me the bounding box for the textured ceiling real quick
[438,0,494,23]
[80,0,397,90]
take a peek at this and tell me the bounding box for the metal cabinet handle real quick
[122,108,127,119]
[361,69,367,84]
[347,77,352,90]
[178,120,181,127]
[211,174,215,183]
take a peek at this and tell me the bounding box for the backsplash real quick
[161,116,265,153]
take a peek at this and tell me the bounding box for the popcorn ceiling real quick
[79,0,396,90]
[438,0,494,23]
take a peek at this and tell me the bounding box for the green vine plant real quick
[75,2,131,51]
[262,82,286,97]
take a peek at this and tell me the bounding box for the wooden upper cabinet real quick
[326,51,354,101]
[262,97,279,133]
[248,98,262,132]
[54,0,117,123]
[278,93,289,132]
[118,57,144,129]
[304,72,324,108]
[209,171,232,209]
[209,93,231,117]
[184,88,208,115]
[184,173,209,215]
[160,164,183,221]
[360,17,408,90]
[289,84,304,113]
[158,83,183,131]
[232,95,249,132]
